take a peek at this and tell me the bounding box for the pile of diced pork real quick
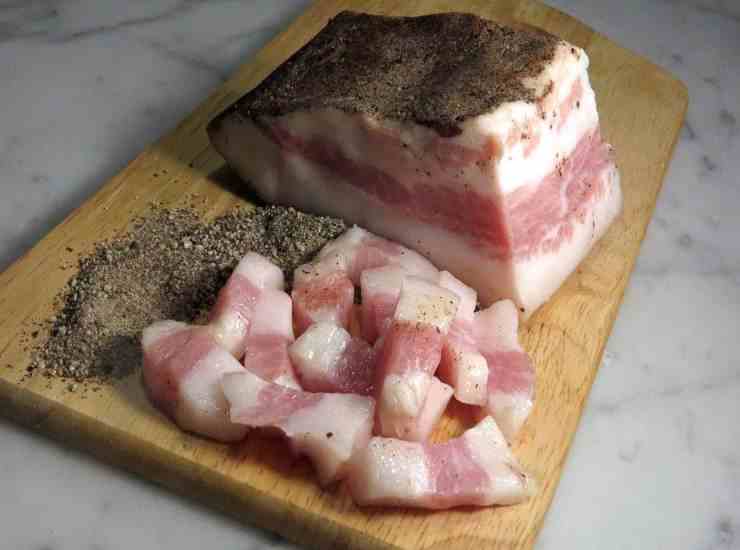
[142,227,536,509]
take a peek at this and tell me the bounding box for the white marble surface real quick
[0,1,738,549]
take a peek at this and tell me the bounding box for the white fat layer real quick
[380,371,432,425]
[283,393,373,484]
[288,322,350,383]
[351,438,430,505]
[308,307,344,325]
[319,225,438,280]
[392,251,439,280]
[361,265,407,295]
[221,370,269,415]
[272,373,301,390]
[464,417,531,504]
[394,277,458,333]
[250,289,294,340]
[487,391,535,441]
[409,378,453,441]
[177,347,247,441]
[474,299,520,352]
[208,314,249,358]
[317,225,368,258]
[293,252,348,287]
[234,251,284,290]
[360,266,406,342]
[438,271,477,322]
[450,347,489,406]
[464,417,512,466]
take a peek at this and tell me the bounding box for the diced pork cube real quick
[474,300,536,440]
[292,253,354,336]
[375,277,458,439]
[438,324,489,407]
[394,277,458,333]
[208,12,622,318]
[359,265,405,343]
[317,226,438,283]
[288,322,376,395]
[348,416,535,509]
[438,271,477,321]
[436,271,489,405]
[142,321,248,442]
[222,370,375,485]
[242,288,300,389]
[209,252,284,358]
[406,377,454,442]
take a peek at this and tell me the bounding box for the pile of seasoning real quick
[27,205,345,385]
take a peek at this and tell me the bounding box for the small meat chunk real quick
[348,416,535,508]
[209,252,284,358]
[375,277,458,440]
[142,321,247,442]
[318,226,438,283]
[359,265,405,344]
[222,370,375,485]
[436,271,489,406]
[288,322,376,395]
[474,300,535,440]
[242,288,300,389]
[292,253,355,336]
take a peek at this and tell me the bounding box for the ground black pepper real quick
[210,11,559,138]
[26,205,345,385]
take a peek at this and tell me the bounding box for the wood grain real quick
[0,1,687,549]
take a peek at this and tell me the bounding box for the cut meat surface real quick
[317,226,438,284]
[141,321,247,442]
[242,288,300,389]
[438,271,477,319]
[375,277,458,440]
[288,322,376,395]
[438,323,489,406]
[359,265,405,344]
[436,271,489,406]
[474,299,535,440]
[393,277,458,333]
[209,252,284,357]
[222,370,375,485]
[408,376,454,442]
[292,253,354,336]
[348,416,535,508]
[208,11,622,318]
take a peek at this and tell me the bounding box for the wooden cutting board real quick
[0,1,687,548]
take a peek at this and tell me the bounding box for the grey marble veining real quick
[0,1,738,549]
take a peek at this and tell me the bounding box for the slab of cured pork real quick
[208,11,622,317]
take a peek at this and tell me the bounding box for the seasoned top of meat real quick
[209,11,560,137]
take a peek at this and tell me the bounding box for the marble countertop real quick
[1,1,738,549]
